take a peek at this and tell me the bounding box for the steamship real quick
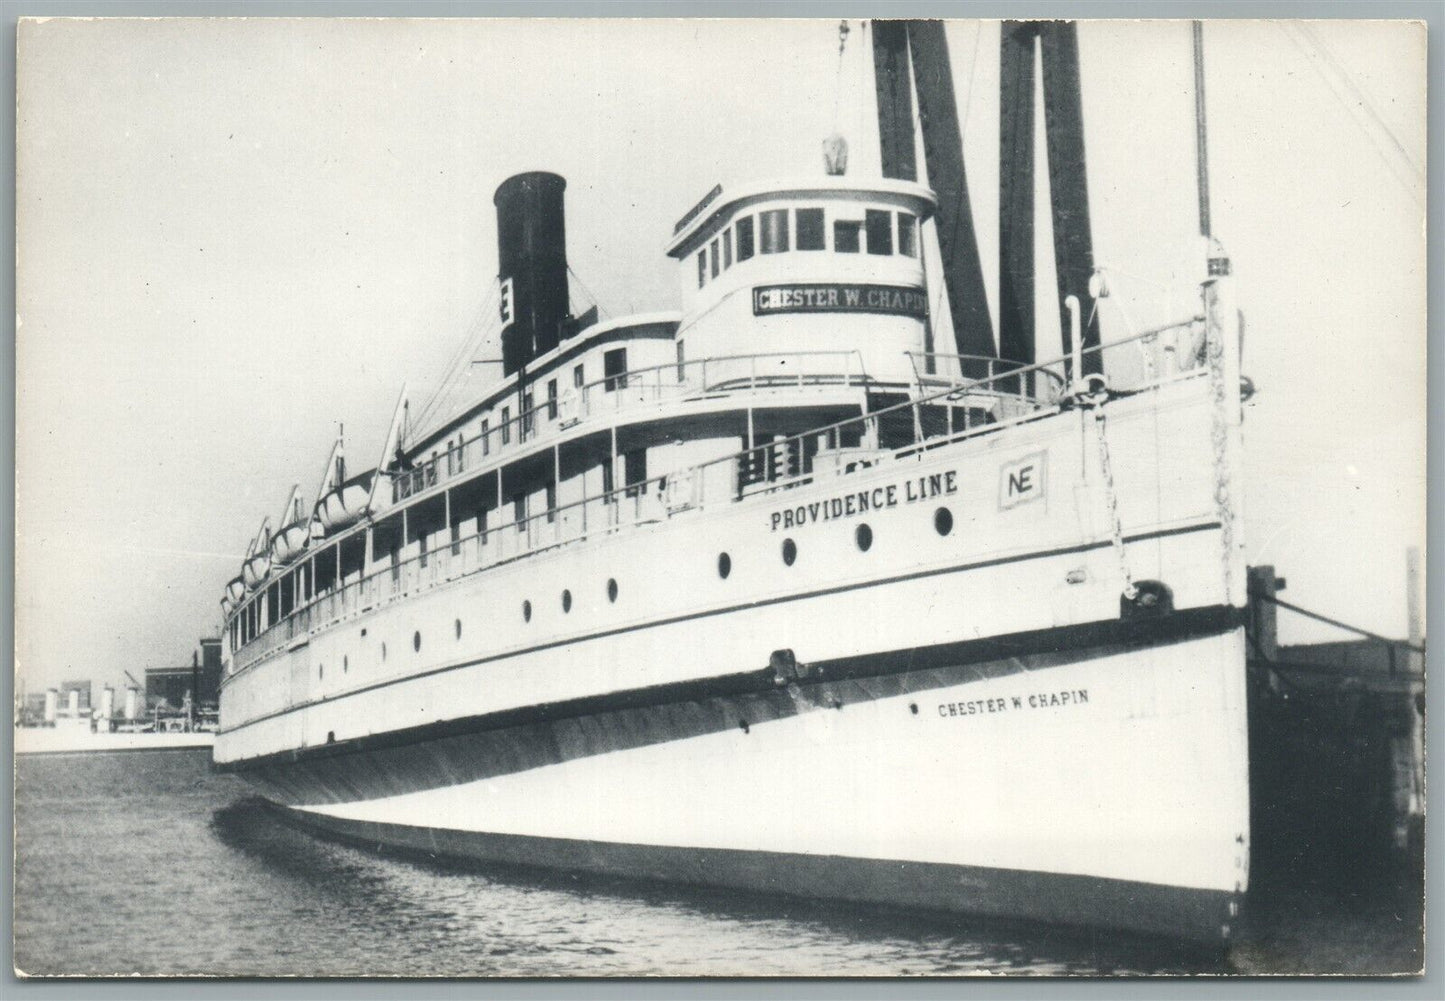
[214,21,1251,942]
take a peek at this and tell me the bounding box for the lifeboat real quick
[271,516,314,565]
[225,574,246,604]
[242,548,271,590]
[316,470,374,533]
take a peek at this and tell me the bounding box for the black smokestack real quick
[494,172,569,376]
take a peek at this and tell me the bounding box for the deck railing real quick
[392,350,869,504]
[230,317,1207,677]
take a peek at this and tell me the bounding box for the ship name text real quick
[753,283,928,317]
[937,689,1090,719]
[769,471,957,532]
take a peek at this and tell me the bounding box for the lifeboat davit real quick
[242,549,271,590]
[225,574,246,604]
[316,470,374,533]
[271,516,314,565]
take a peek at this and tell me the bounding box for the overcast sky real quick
[16,18,1426,693]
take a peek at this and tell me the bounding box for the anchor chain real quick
[1090,404,1137,602]
[1205,306,1236,602]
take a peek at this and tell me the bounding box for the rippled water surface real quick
[12,749,1410,977]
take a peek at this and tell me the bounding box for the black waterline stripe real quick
[218,520,1222,739]
[214,604,1241,776]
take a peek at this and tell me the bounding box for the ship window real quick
[573,363,585,388]
[521,391,534,440]
[781,538,798,566]
[722,229,732,269]
[759,209,789,254]
[834,220,861,253]
[522,599,532,622]
[481,418,490,455]
[546,482,557,524]
[601,459,615,502]
[547,378,558,420]
[513,495,526,532]
[866,209,893,255]
[450,520,461,556]
[717,552,731,579]
[676,340,685,383]
[607,578,618,603]
[413,630,421,653]
[604,348,628,391]
[710,238,720,278]
[898,212,917,257]
[934,507,954,536]
[429,451,439,486]
[562,589,572,613]
[501,407,511,444]
[855,523,874,552]
[455,619,462,640]
[735,216,755,261]
[697,249,707,288]
[795,208,825,250]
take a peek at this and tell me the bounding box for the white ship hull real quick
[216,370,1250,941]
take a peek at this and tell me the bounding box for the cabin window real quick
[501,406,511,444]
[521,391,534,440]
[624,448,648,496]
[735,216,755,261]
[546,482,557,524]
[897,212,917,257]
[795,208,825,250]
[759,209,789,254]
[481,418,490,455]
[601,459,615,501]
[513,495,527,532]
[866,209,893,255]
[697,249,707,288]
[428,451,439,486]
[710,238,721,277]
[676,340,686,383]
[834,220,861,253]
[722,229,733,269]
[455,437,465,473]
[445,442,454,476]
[604,348,628,391]
[573,363,585,388]
[450,521,461,556]
[547,379,558,420]
[419,532,429,569]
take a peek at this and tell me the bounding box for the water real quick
[12,750,1416,977]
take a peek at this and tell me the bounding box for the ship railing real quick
[229,318,1207,676]
[392,351,869,505]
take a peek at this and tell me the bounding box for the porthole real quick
[855,523,873,552]
[413,630,421,652]
[607,578,618,603]
[360,627,367,638]
[343,655,348,673]
[381,642,387,661]
[781,538,797,566]
[523,600,532,622]
[562,589,572,613]
[455,619,462,640]
[318,664,324,680]
[717,552,732,579]
[934,507,954,536]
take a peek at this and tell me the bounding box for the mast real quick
[1192,20,1212,238]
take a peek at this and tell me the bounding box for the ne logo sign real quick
[999,452,1046,510]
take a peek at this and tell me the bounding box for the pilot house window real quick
[866,209,893,255]
[604,348,628,391]
[795,208,825,250]
[834,219,861,253]
[710,238,721,278]
[736,216,755,261]
[759,209,789,254]
[697,250,707,288]
[898,212,918,257]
